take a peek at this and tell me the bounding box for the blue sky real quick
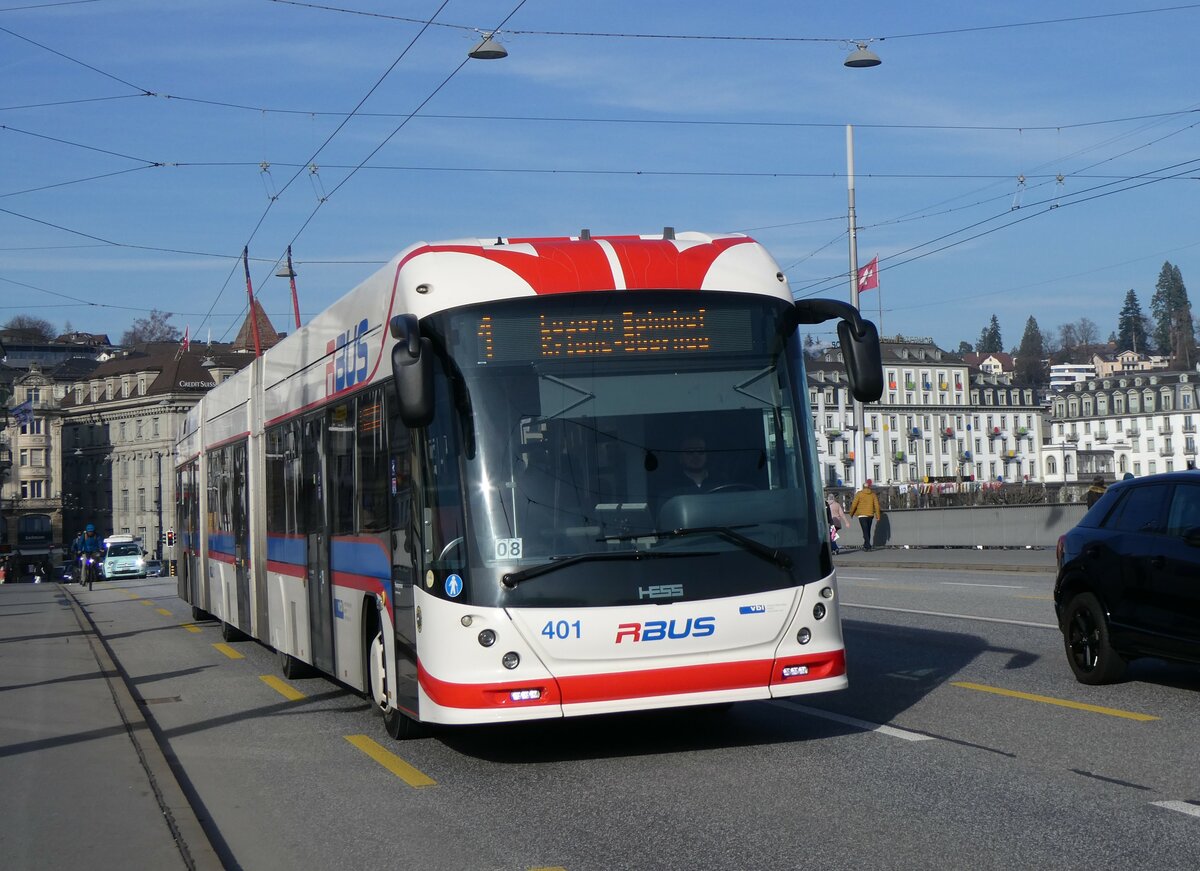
[3,1,1199,352]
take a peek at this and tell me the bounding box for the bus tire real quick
[191,605,210,622]
[278,649,313,680]
[221,621,246,642]
[367,622,423,740]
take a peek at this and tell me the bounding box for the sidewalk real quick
[0,582,221,870]
[832,544,1057,573]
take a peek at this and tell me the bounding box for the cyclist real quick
[78,524,101,589]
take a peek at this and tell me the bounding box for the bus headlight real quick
[478,629,497,647]
[813,603,827,620]
[797,628,812,644]
[502,651,520,670]
[820,586,834,599]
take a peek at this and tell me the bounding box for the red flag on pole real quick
[181,325,190,352]
[857,256,880,292]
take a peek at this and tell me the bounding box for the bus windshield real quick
[424,291,824,606]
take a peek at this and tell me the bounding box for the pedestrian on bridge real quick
[849,480,881,551]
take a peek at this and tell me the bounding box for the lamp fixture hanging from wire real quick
[844,41,882,68]
[468,31,508,60]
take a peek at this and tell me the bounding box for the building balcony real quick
[1095,430,1109,441]
[1184,424,1197,434]
[1160,447,1175,457]
[1065,433,1080,443]
[1126,427,1140,437]
[1158,425,1173,436]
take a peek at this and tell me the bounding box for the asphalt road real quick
[32,569,1200,869]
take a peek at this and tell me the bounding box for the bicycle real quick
[79,554,98,591]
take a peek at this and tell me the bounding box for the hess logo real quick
[615,617,715,643]
[326,318,370,395]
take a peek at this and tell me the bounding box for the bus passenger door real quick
[302,416,335,673]
[232,442,252,632]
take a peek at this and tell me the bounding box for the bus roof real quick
[391,231,790,300]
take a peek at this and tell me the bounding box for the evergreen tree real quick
[956,341,973,355]
[975,315,1003,353]
[1150,261,1196,366]
[1015,316,1047,384]
[1116,289,1150,353]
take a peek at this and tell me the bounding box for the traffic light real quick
[166,530,175,548]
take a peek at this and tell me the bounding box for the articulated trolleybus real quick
[176,230,882,738]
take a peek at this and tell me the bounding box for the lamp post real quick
[847,124,865,490]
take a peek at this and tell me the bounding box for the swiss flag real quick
[857,256,879,292]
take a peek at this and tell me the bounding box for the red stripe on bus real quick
[417,649,844,710]
[267,560,305,578]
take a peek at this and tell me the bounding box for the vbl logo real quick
[614,617,715,643]
[326,318,370,395]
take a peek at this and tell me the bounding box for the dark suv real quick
[1054,472,1200,684]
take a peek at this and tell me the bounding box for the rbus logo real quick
[614,617,715,643]
[326,318,370,396]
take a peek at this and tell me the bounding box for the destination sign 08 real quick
[472,306,752,363]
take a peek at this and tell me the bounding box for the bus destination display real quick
[471,306,753,363]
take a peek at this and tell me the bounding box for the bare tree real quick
[120,309,181,346]
[1075,317,1099,348]
[3,315,56,341]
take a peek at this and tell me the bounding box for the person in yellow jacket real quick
[848,479,882,551]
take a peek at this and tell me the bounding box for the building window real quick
[20,417,44,435]
[1047,456,1057,474]
[138,488,146,511]
[26,387,41,402]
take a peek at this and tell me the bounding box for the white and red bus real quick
[175,230,881,738]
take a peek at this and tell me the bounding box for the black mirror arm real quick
[793,299,869,339]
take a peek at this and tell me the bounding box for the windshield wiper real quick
[605,525,793,571]
[501,549,712,588]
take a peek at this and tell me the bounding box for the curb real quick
[62,585,225,871]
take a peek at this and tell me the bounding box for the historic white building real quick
[1044,370,1199,482]
[810,337,1045,488]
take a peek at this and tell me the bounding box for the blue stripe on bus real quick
[332,538,390,580]
[266,534,306,566]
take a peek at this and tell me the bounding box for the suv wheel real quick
[1062,592,1126,685]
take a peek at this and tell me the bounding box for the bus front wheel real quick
[368,627,422,740]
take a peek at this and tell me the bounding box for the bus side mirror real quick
[793,298,884,403]
[389,314,434,428]
[837,318,883,402]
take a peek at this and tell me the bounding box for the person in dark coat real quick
[1086,476,1107,507]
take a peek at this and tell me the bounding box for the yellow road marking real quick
[213,643,244,660]
[344,735,436,788]
[260,674,306,701]
[156,607,172,616]
[952,681,1159,721]
[180,623,202,634]
[140,600,155,606]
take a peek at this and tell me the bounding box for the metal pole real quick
[847,125,863,489]
[155,452,163,561]
[243,246,263,357]
[286,245,301,331]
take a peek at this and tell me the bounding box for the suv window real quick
[1104,484,1168,534]
[1165,482,1200,536]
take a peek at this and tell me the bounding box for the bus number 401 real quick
[541,620,581,640]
